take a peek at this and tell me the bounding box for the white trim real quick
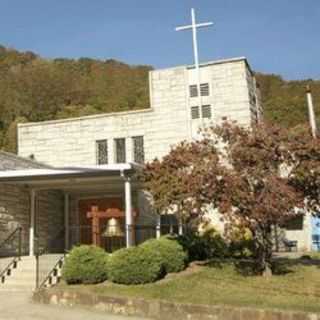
[29,189,36,256]
[18,108,154,128]
[64,193,70,251]
[124,176,133,247]
[0,163,141,181]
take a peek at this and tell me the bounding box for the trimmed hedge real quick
[141,237,188,273]
[107,246,164,285]
[62,245,108,284]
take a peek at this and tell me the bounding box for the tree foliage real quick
[0,45,319,154]
[256,73,320,129]
[142,122,320,275]
[0,46,151,152]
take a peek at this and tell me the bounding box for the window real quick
[132,136,145,163]
[96,140,108,165]
[284,216,304,231]
[189,85,198,98]
[191,105,212,120]
[191,106,200,119]
[200,83,210,96]
[114,138,126,163]
[189,83,210,97]
[202,105,212,119]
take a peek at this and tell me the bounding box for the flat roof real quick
[0,163,141,184]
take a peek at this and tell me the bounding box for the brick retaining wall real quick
[33,288,320,320]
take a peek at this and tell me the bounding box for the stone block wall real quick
[17,57,256,168]
[0,184,64,255]
[0,184,30,254]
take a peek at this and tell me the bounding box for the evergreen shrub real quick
[108,246,163,284]
[141,237,188,273]
[62,245,108,284]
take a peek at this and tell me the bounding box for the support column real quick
[124,175,133,247]
[306,86,318,139]
[156,215,161,239]
[29,189,36,256]
[64,193,70,252]
[178,217,184,236]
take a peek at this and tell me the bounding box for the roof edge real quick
[0,150,51,169]
[18,107,153,128]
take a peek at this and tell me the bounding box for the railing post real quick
[35,253,39,290]
[156,215,161,239]
[18,227,22,260]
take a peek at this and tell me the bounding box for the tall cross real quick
[176,8,213,122]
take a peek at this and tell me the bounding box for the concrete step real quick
[0,254,65,291]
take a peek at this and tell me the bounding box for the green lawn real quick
[63,261,320,313]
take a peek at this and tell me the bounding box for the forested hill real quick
[0,46,151,152]
[255,73,320,129]
[0,45,319,153]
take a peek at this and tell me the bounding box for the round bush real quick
[108,246,163,284]
[62,245,108,284]
[141,237,188,273]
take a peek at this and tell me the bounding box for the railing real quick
[0,226,22,283]
[35,227,65,290]
[68,224,182,253]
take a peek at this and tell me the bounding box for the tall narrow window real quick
[132,136,145,164]
[96,140,108,165]
[202,105,212,119]
[191,106,200,119]
[114,138,126,163]
[189,83,210,97]
[200,83,210,96]
[189,85,198,98]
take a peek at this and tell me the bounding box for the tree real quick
[285,126,320,213]
[209,123,306,276]
[141,140,225,224]
[142,122,316,276]
[2,116,28,153]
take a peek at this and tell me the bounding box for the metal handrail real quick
[35,226,65,290]
[37,255,65,290]
[0,227,23,284]
[0,226,22,254]
[0,257,19,282]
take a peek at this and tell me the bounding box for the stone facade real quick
[17,57,262,167]
[14,57,313,252]
[0,152,64,254]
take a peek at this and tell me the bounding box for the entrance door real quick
[311,216,320,251]
[78,197,125,251]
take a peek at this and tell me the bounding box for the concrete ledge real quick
[33,288,320,320]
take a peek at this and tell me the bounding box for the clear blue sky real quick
[1,0,319,80]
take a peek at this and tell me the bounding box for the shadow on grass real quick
[204,258,298,276]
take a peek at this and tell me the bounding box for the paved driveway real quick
[0,291,149,320]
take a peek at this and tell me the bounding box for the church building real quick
[0,57,312,259]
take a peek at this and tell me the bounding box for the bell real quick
[102,218,124,237]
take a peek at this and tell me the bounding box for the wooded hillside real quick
[0,45,319,153]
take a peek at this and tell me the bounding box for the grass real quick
[62,261,320,313]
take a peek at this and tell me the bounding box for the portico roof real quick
[0,163,142,193]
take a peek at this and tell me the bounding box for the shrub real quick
[227,226,255,258]
[62,245,108,284]
[141,237,188,273]
[108,246,163,284]
[178,228,228,261]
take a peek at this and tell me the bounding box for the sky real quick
[1,0,319,80]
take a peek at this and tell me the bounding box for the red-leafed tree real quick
[142,122,320,276]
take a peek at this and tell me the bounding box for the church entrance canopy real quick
[0,163,142,256]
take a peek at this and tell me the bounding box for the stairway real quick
[0,255,64,291]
